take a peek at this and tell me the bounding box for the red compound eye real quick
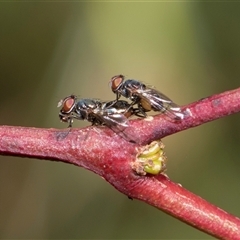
[110,74,124,92]
[61,96,75,113]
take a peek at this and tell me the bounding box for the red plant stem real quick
[0,87,240,238]
[135,175,240,239]
[128,87,240,144]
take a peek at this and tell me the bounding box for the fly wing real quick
[138,88,184,120]
[101,112,129,128]
[94,108,137,143]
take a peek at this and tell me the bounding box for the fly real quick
[109,74,184,120]
[58,95,137,142]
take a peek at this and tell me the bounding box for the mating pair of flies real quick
[58,74,185,139]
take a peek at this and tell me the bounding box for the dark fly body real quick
[110,74,184,121]
[58,95,137,142]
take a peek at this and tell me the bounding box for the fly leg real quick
[133,105,147,118]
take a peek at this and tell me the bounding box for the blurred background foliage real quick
[0,2,240,239]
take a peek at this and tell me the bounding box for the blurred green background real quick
[0,2,240,239]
